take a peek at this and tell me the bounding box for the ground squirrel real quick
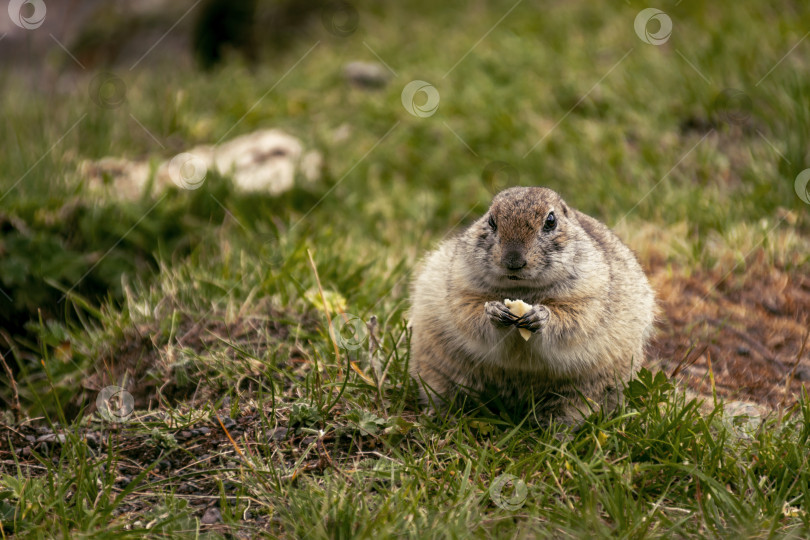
[409,187,656,425]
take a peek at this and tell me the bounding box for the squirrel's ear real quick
[561,203,569,217]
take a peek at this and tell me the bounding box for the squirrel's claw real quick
[485,301,520,327]
[515,305,550,333]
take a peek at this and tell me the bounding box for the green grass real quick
[2,0,810,537]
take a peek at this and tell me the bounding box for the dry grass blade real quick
[307,248,343,376]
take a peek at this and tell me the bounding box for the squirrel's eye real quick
[488,215,497,231]
[543,212,556,231]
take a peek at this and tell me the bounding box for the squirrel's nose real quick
[502,251,527,270]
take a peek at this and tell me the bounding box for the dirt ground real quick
[648,252,810,410]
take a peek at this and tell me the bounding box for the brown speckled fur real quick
[408,187,656,426]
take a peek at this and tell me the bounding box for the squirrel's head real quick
[466,187,580,289]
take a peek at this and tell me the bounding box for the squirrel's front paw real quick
[484,301,520,328]
[515,305,550,333]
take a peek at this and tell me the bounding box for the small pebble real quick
[269,427,288,441]
[344,61,391,89]
[201,507,222,525]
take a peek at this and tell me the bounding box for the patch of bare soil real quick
[73,300,304,419]
[0,402,412,534]
[648,251,810,409]
[0,407,335,533]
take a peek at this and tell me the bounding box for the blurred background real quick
[1,0,809,417]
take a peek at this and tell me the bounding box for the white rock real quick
[211,129,304,194]
[79,157,152,199]
[344,61,391,88]
[81,129,321,199]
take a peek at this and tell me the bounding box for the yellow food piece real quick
[504,299,532,341]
